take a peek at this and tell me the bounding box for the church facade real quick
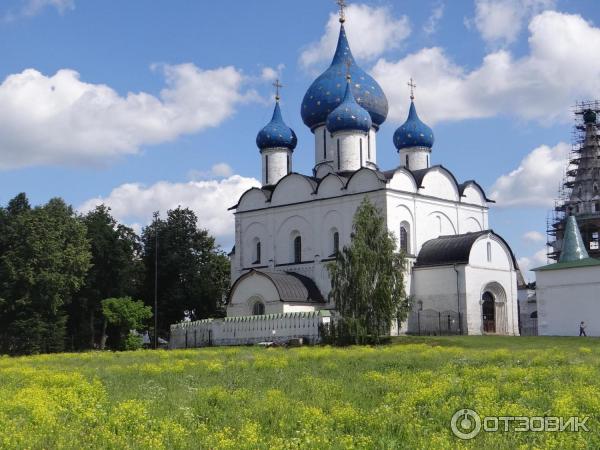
[227,16,519,336]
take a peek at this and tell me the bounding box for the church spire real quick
[559,215,590,263]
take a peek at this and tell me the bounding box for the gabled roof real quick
[228,269,325,304]
[414,230,517,268]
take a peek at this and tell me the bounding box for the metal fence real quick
[407,309,462,336]
[520,318,538,336]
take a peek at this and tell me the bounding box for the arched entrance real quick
[481,282,508,335]
[482,292,495,333]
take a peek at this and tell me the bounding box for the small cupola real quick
[393,79,434,170]
[256,82,297,186]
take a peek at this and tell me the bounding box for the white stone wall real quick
[169,312,330,348]
[262,148,291,186]
[536,266,600,336]
[400,146,431,171]
[234,166,491,303]
[410,234,519,335]
[331,131,370,172]
[313,126,378,173]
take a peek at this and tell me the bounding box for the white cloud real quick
[210,163,234,178]
[299,4,410,70]
[260,64,285,82]
[423,2,445,36]
[23,0,74,16]
[79,174,260,244]
[372,11,600,125]
[187,163,235,180]
[2,0,74,21]
[489,142,569,207]
[0,64,252,169]
[523,230,545,243]
[518,248,548,276]
[471,0,556,46]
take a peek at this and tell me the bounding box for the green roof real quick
[534,257,600,272]
[559,215,589,263]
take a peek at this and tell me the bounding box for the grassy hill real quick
[0,336,598,449]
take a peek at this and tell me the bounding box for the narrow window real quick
[487,242,492,262]
[287,154,290,174]
[367,133,371,160]
[400,226,409,253]
[255,241,261,264]
[437,216,442,234]
[265,154,269,184]
[333,231,340,255]
[359,139,363,167]
[252,301,265,316]
[406,155,409,169]
[337,140,340,170]
[594,184,599,195]
[427,154,429,167]
[323,128,327,159]
[294,236,302,263]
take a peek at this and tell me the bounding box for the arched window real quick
[252,301,265,316]
[337,140,341,170]
[254,240,261,264]
[323,128,327,159]
[367,134,371,160]
[265,154,269,184]
[360,139,363,167]
[406,155,409,169]
[287,154,291,174]
[294,235,302,263]
[530,311,538,319]
[487,242,492,262]
[417,300,423,311]
[594,183,599,195]
[437,215,442,234]
[332,230,340,256]
[400,224,409,253]
[427,154,430,167]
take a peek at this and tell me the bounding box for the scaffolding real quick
[547,101,600,261]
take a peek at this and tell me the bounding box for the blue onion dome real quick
[393,101,435,150]
[256,101,297,151]
[301,24,388,131]
[326,79,372,133]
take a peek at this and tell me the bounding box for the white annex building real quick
[223,11,520,337]
[534,216,600,336]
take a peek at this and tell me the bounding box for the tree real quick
[141,207,230,339]
[327,197,409,345]
[101,297,152,350]
[0,196,91,355]
[67,205,142,350]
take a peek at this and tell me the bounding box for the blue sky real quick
[1,0,600,278]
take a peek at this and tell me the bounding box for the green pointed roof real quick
[534,216,600,271]
[559,215,589,262]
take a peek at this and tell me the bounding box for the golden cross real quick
[336,0,346,23]
[408,77,416,100]
[273,79,283,101]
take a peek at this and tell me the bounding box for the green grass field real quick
[0,336,598,449]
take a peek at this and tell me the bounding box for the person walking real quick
[579,321,587,337]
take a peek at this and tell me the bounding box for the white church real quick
[222,11,520,337]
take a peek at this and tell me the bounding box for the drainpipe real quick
[453,264,463,335]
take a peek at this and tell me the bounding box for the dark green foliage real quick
[0,195,91,355]
[67,205,143,350]
[101,297,152,350]
[0,194,229,355]
[327,197,409,345]
[141,207,230,339]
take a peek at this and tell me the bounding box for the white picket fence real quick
[169,311,332,348]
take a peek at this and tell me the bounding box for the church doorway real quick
[480,282,508,334]
[482,292,496,333]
